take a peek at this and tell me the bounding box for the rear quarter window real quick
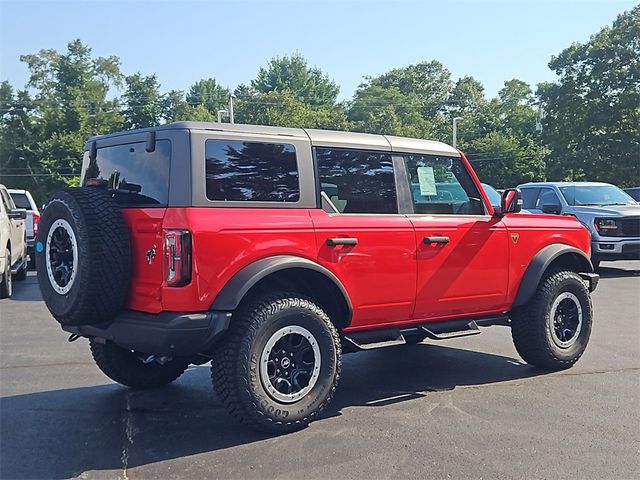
[205,139,300,202]
[82,140,171,206]
[9,193,31,210]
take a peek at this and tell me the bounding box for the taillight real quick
[33,213,40,236]
[164,230,192,287]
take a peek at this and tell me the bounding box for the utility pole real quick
[228,95,235,124]
[452,117,463,148]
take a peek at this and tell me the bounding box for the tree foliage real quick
[1,8,638,203]
[538,5,639,186]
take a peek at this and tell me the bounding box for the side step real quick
[10,257,28,275]
[342,315,508,352]
[419,320,480,340]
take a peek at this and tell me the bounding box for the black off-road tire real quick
[36,188,131,326]
[511,268,592,370]
[0,248,11,299]
[211,294,341,434]
[89,339,190,388]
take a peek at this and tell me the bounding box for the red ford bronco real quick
[36,122,599,432]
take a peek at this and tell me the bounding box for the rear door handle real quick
[423,236,450,244]
[326,237,358,246]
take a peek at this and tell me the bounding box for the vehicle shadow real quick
[0,343,544,479]
[597,264,640,279]
[5,274,43,302]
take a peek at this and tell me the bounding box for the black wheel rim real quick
[260,326,321,403]
[550,292,583,348]
[45,219,78,294]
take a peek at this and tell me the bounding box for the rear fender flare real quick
[513,244,593,307]
[210,255,353,322]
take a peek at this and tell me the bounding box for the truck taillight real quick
[164,230,192,287]
[33,213,40,236]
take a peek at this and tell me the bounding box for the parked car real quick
[481,183,502,209]
[0,184,28,298]
[623,187,640,202]
[8,189,40,267]
[518,182,640,267]
[36,122,598,432]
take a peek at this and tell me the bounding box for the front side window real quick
[521,188,540,210]
[316,148,397,214]
[404,155,484,215]
[536,188,561,209]
[83,140,171,206]
[205,140,299,202]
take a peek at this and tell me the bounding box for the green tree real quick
[370,60,453,117]
[247,53,340,106]
[186,78,229,114]
[538,6,640,186]
[464,131,545,188]
[235,90,349,129]
[122,73,163,129]
[16,39,124,191]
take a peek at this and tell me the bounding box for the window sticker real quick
[417,166,437,196]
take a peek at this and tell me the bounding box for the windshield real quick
[481,183,502,207]
[559,185,637,206]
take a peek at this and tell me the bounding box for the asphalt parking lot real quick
[1,263,639,480]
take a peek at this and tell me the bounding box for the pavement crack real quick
[120,392,135,480]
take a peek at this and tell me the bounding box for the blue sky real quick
[1,0,636,100]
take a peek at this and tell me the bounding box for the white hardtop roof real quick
[88,122,460,157]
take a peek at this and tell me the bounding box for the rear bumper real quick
[62,310,232,356]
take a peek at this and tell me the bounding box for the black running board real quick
[10,257,27,275]
[342,315,509,352]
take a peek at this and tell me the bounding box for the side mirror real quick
[8,208,27,220]
[498,188,522,215]
[542,203,562,215]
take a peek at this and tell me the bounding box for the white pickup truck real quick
[0,184,28,298]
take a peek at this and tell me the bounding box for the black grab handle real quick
[326,237,358,246]
[423,236,450,244]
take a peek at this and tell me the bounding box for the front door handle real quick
[423,236,450,244]
[326,237,358,247]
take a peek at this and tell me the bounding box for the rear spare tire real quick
[36,188,131,326]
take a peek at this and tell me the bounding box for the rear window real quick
[82,140,171,206]
[205,139,299,202]
[9,193,32,210]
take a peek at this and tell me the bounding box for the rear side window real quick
[9,193,31,210]
[316,148,397,214]
[205,140,299,202]
[83,140,171,206]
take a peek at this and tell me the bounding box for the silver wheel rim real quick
[45,219,78,294]
[259,325,321,404]
[549,292,583,348]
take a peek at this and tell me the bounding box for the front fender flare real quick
[210,255,353,319]
[513,244,594,308]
